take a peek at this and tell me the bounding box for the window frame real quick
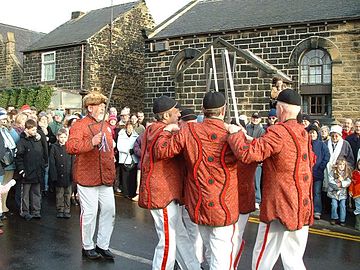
[299,49,332,118]
[41,51,56,82]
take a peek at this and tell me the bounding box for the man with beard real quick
[66,91,116,260]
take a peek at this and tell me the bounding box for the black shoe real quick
[22,214,33,221]
[57,213,64,218]
[82,249,101,260]
[63,213,71,219]
[32,214,41,219]
[42,191,48,197]
[95,246,114,260]
[0,214,8,220]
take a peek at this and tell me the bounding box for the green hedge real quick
[0,85,54,111]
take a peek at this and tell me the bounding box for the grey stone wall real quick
[23,46,82,89]
[144,20,360,121]
[86,1,155,113]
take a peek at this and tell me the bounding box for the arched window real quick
[300,49,332,117]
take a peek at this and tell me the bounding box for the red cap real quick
[20,104,31,112]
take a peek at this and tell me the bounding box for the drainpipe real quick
[80,44,84,90]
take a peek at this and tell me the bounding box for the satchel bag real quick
[1,148,14,166]
[123,153,136,171]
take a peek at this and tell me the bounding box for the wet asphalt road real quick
[0,193,359,270]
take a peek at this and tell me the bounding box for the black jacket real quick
[15,132,46,183]
[346,133,360,165]
[49,142,73,187]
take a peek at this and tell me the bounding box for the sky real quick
[0,0,192,33]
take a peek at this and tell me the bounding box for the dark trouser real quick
[255,165,262,204]
[21,183,41,216]
[120,164,137,198]
[56,186,72,214]
[313,180,323,214]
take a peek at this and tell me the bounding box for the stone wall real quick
[86,1,155,112]
[23,46,82,89]
[0,32,23,89]
[144,20,360,121]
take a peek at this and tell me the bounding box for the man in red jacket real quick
[138,95,200,270]
[227,89,314,270]
[66,91,116,261]
[154,91,253,270]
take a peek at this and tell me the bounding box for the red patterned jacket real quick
[138,121,183,209]
[154,118,243,227]
[228,119,315,231]
[66,115,115,187]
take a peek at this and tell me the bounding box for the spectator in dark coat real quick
[345,119,360,166]
[308,124,330,220]
[15,119,46,221]
[49,128,73,218]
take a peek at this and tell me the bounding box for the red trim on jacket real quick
[189,123,203,223]
[220,143,231,225]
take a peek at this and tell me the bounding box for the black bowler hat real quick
[252,112,260,118]
[153,95,179,114]
[277,89,301,106]
[203,91,226,109]
[180,108,197,121]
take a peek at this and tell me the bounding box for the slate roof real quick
[150,0,360,40]
[24,1,139,52]
[0,23,45,63]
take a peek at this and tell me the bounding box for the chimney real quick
[5,32,16,58]
[71,11,85,20]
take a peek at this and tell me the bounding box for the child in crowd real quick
[327,158,352,226]
[49,128,73,218]
[349,159,360,230]
[15,119,46,221]
[108,114,118,140]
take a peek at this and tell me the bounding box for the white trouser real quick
[232,214,249,269]
[77,184,115,250]
[252,220,309,270]
[150,201,201,270]
[198,215,247,270]
[181,206,207,264]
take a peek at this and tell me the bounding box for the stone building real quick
[0,23,44,89]
[23,0,154,112]
[144,0,360,122]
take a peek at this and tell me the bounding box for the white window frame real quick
[41,51,56,81]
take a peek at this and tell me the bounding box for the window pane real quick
[323,75,331,84]
[44,53,54,62]
[44,63,55,81]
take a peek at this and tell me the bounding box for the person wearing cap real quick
[66,91,116,261]
[49,110,64,136]
[227,89,315,270]
[154,91,256,270]
[308,124,330,220]
[246,112,265,210]
[138,95,200,270]
[264,109,278,131]
[19,104,32,115]
[324,125,354,194]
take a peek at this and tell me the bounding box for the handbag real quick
[1,148,14,166]
[123,153,136,171]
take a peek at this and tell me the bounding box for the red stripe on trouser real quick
[256,224,270,270]
[228,223,236,270]
[160,208,170,270]
[233,239,245,269]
